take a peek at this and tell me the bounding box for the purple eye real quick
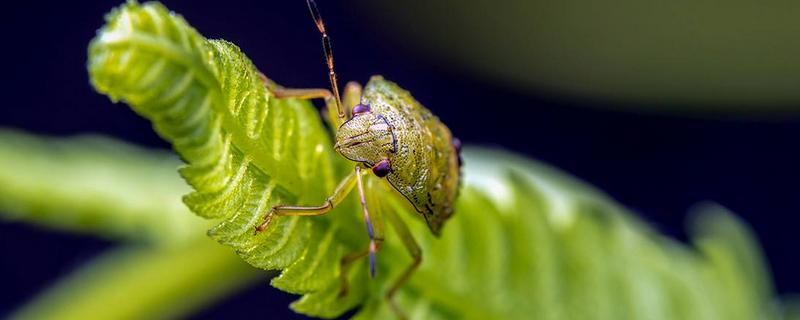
[372,159,391,177]
[452,137,463,167]
[352,104,371,115]
[452,137,462,152]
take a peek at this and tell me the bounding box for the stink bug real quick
[255,1,461,317]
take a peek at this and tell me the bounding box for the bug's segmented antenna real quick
[306,0,344,119]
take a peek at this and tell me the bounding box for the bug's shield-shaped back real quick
[359,76,460,236]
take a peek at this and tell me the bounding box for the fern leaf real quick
[88,1,364,316]
[87,2,785,319]
[349,148,779,320]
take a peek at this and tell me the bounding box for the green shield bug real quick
[255,1,461,317]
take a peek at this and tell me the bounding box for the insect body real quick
[336,77,459,235]
[255,1,460,318]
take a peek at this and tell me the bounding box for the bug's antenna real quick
[306,0,344,119]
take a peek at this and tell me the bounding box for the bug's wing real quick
[364,79,459,235]
[384,116,459,236]
[363,76,460,235]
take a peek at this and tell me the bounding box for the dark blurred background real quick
[2,1,799,319]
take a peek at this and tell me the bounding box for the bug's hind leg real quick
[255,167,359,233]
[384,208,422,320]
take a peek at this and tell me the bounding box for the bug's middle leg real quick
[255,167,359,233]
[337,235,384,297]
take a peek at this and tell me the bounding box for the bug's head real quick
[334,104,396,174]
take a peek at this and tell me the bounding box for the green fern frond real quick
[88,1,365,316]
[86,2,784,319]
[350,149,778,320]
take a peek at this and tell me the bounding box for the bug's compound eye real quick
[352,104,371,116]
[452,137,463,167]
[372,159,392,177]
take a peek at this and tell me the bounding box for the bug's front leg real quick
[338,172,386,297]
[258,72,346,126]
[258,73,362,129]
[255,167,359,233]
[383,208,422,320]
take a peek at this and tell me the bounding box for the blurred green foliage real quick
[358,0,800,114]
[0,130,263,320]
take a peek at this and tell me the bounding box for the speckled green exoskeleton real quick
[254,1,461,317]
